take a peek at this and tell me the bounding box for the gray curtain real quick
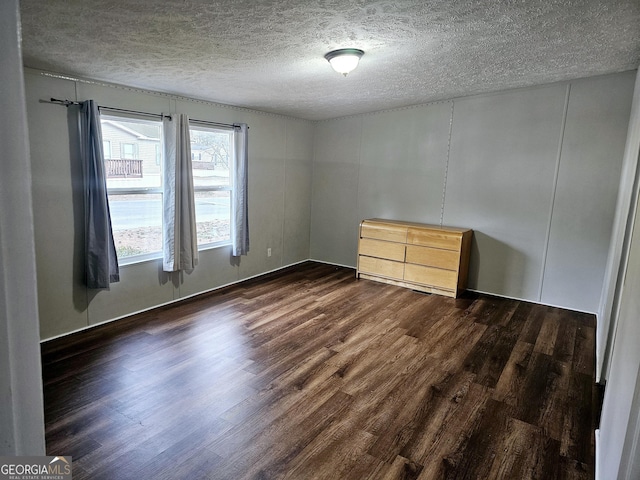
[232,123,249,256]
[79,100,119,288]
[163,113,198,271]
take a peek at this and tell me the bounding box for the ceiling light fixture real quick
[324,48,364,76]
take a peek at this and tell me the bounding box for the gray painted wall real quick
[0,0,45,455]
[25,70,313,340]
[311,72,635,313]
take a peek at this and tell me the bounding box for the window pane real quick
[121,143,137,159]
[109,193,163,258]
[195,190,231,245]
[103,140,111,158]
[190,125,233,249]
[101,116,162,189]
[101,115,163,262]
[189,127,231,188]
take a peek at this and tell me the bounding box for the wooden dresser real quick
[356,219,473,298]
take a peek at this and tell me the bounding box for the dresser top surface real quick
[362,218,472,234]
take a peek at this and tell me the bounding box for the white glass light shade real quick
[324,49,364,76]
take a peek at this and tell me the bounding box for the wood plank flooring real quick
[41,262,597,479]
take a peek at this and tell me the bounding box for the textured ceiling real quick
[19,0,640,121]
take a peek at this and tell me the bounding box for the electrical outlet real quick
[267,248,272,257]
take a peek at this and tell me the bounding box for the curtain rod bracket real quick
[40,97,81,107]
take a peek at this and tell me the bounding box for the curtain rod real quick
[44,98,242,129]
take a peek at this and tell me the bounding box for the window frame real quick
[121,142,138,159]
[101,113,164,265]
[103,139,111,159]
[189,122,234,250]
[100,114,236,266]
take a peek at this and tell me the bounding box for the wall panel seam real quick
[282,121,288,264]
[355,117,364,221]
[440,101,454,227]
[538,83,571,302]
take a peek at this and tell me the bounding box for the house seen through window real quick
[101,115,163,261]
[100,115,233,264]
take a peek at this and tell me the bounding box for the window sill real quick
[198,240,232,252]
[117,242,232,267]
[118,252,162,267]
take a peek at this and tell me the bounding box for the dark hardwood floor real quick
[41,261,597,479]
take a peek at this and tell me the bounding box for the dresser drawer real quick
[361,223,408,243]
[407,228,461,251]
[359,238,406,262]
[404,263,458,290]
[405,245,459,270]
[358,256,404,280]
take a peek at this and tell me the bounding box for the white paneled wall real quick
[358,102,452,224]
[445,84,567,302]
[541,74,634,311]
[310,117,363,267]
[311,72,636,313]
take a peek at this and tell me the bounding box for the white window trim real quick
[102,114,236,265]
[189,123,234,250]
[102,114,163,265]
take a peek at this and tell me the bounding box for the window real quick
[121,143,138,159]
[100,115,236,264]
[103,140,111,159]
[189,125,233,247]
[101,115,163,263]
